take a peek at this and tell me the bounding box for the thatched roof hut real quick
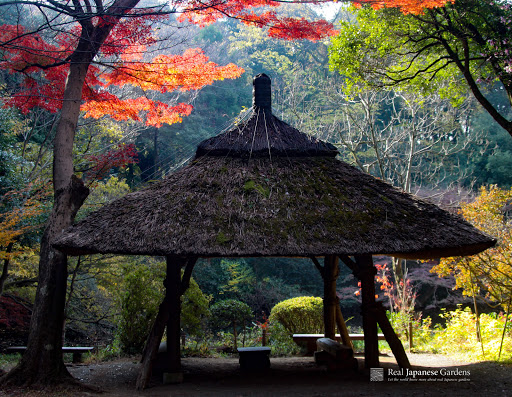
[55,74,494,261]
[54,74,495,384]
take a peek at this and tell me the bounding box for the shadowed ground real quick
[2,352,508,396]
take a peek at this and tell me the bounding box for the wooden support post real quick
[136,257,197,389]
[136,295,169,390]
[355,255,379,369]
[375,303,411,368]
[335,298,354,350]
[164,256,187,383]
[323,255,339,340]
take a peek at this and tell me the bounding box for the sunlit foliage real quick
[433,186,512,306]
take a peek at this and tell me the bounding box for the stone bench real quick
[314,338,358,371]
[6,346,94,363]
[237,347,271,370]
[292,333,386,355]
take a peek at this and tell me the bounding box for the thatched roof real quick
[195,109,338,158]
[196,75,337,158]
[53,74,495,260]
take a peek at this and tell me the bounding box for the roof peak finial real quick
[253,73,271,111]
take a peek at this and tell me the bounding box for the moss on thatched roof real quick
[53,74,495,260]
[54,156,494,260]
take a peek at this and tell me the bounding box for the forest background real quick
[1,0,512,372]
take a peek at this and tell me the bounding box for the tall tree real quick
[328,88,481,193]
[0,0,338,386]
[0,1,241,386]
[329,0,512,137]
[228,7,481,193]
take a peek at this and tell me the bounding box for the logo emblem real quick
[370,368,384,382]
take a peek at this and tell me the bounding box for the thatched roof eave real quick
[54,156,496,261]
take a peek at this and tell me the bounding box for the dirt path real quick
[1,353,510,396]
[65,353,511,397]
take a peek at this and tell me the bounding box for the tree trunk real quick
[242,320,246,347]
[0,2,143,385]
[136,295,170,390]
[392,258,404,283]
[323,255,339,339]
[355,255,379,369]
[233,321,238,350]
[63,256,82,341]
[0,242,14,296]
[2,176,89,386]
[1,56,91,386]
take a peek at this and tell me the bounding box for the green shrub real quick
[387,310,434,351]
[115,263,163,354]
[210,299,253,328]
[429,307,512,362]
[90,339,122,362]
[267,322,301,356]
[405,307,512,362]
[114,259,211,355]
[182,340,214,357]
[269,296,324,334]
[0,353,21,372]
[210,299,253,349]
[182,277,211,338]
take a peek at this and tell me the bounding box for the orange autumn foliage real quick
[80,48,244,126]
[81,48,244,127]
[0,0,452,127]
[353,0,452,14]
[178,0,338,41]
[180,0,451,32]
[0,186,48,262]
[1,23,243,128]
[103,49,244,92]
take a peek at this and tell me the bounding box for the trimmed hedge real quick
[269,296,323,334]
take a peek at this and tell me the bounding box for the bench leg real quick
[307,339,316,355]
[72,352,83,363]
